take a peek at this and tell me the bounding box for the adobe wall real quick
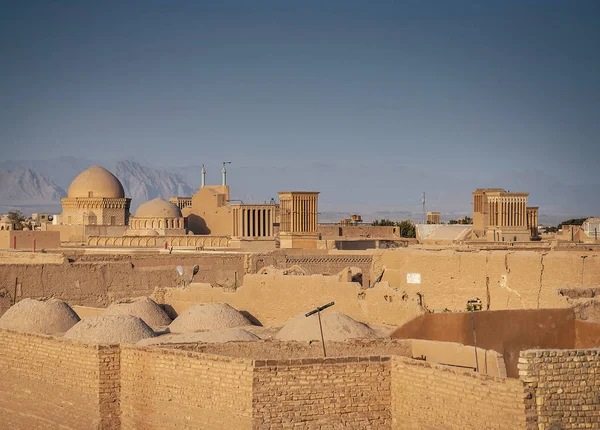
[375,249,600,311]
[252,356,391,428]
[0,231,60,250]
[318,224,400,239]
[120,346,253,429]
[391,356,527,429]
[575,320,600,347]
[410,339,506,377]
[46,224,85,242]
[0,252,249,314]
[392,308,579,377]
[0,329,120,429]
[1,327,598,429]
[152,275,425,327]
[519,348,600,429]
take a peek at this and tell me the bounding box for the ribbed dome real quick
[135,198,182,218]
[0,215,11,223]
[67,166,125,199]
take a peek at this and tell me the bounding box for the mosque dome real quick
[1,215,11,223]
[135,198,182,218]
[67,166,125,199]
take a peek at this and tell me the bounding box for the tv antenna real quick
[421,192,426,224]
[305,301,335,357]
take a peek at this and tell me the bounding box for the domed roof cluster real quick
[67,166,125,199]
[135,198,182,218]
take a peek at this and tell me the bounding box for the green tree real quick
[558,218,587,228]
[398,220,416,238]
[7,211,25,230]
[372,218,396,226]
[448,219,458,225]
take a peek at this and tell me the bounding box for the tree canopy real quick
[371,219,416,238]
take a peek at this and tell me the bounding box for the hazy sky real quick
[1,1,599,212]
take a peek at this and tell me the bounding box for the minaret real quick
[222,161,231,186]
[201,164,206,188]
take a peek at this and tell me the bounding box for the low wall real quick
[0,329,119,429]
[391,356,527,429]
[120,346,253,429]
[87,234,231,248]
[519,348,600,429]
[376,249,600,312]
[318,224,400,239]
[153,274,425,327]
[0,231,60,250]
[392,308,580,377]
[1,329,599,429]
[252,356,391,428]
[410,339,506,377]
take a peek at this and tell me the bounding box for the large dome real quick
[135,198,182,218]
[67,166,125,199]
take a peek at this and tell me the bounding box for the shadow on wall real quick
[186,214,210,235]
[391,308,600,378]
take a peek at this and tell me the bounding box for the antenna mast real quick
[422,192,426,224]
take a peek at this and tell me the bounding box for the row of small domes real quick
[67,166,182,218]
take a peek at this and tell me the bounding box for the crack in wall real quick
[502,252,524,308]
[537,253,546,309]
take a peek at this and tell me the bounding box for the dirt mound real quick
[258,265,307,276]
[104,297,171,329]
[276,312,377,342]
[138,328,260,346]
[168,303,253,333]
[64,315,155,344]
[0,298,80,335]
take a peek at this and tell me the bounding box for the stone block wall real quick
[0,329,120,429]
[391,356,527,429]
[252,356,392,429]
[519,348,600,429]
[119,346,254,429]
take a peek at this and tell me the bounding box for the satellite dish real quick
[192,265,199,276]
[48,215,53,221]
[176,266,184,277]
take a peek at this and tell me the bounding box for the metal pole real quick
[317,311,327,357]
[581,256,587,287]
[471,311,479,372]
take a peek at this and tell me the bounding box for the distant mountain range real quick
[0,159,197,214]
[0,157,597,226]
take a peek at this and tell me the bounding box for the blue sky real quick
[1,1,599,214]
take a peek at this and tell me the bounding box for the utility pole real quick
[422,192,426,224]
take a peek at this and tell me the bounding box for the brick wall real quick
[519,348,600,429]
[0,329,120,429]
[391,356,527,429]
[119,346,254,429]
[252,356,391,429]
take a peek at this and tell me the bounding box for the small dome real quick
[0,215,11,223]
[63,315,155,344]
[67,166,125,199]
[135,198,182,218]
[0,298,80,335]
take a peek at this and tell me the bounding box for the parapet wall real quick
[0,329,119,429]
[252,356,391,428]
[519,348,600,429]
[0,329,599,429]
[376,249,600,312]
[391,356,527,429]
[120,346,253,429]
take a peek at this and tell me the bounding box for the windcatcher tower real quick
[278,191,319,248]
